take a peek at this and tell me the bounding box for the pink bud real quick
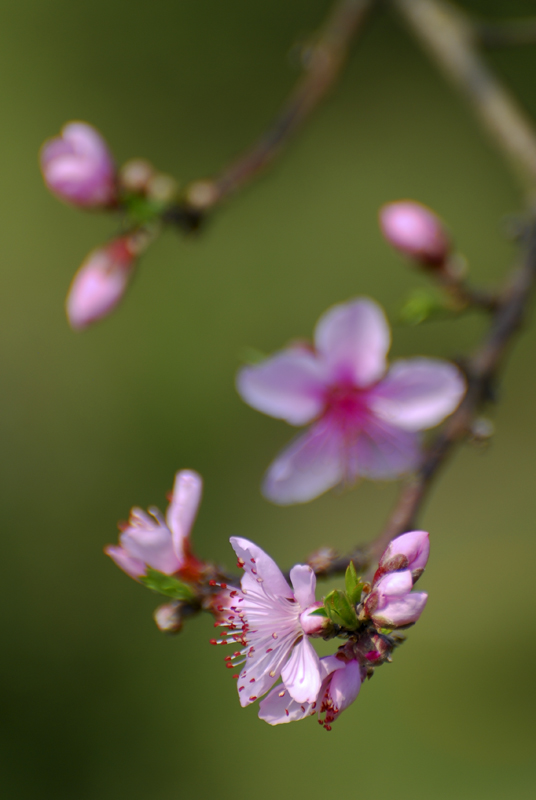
[379,201,450,265]
[374,530,430,584]
[299,602,330,635]
[66,237,136,329]
[153,603,183,633]
[364,570,427,628]
[40,121,116,207]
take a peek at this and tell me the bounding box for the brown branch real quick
[392,0,536,191]
[164,0,375,230]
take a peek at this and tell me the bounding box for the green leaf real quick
[309,606,328,617]
[140,568,196,601]
[123,193,167,225]
[344,561,364,605]
[324,590,359,630]
[398,288,453,326]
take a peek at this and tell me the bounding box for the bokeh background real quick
[1,0,536,797]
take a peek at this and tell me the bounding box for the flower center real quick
[323,384,370,431]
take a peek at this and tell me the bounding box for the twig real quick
[164,0,375,230]
[392,0,536,191]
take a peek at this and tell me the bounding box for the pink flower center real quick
[323,383,371,432]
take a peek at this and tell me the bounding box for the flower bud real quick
[118,159,155,194]
[299,602,330,635]
[153,602,183,634]
[364,570,427,629]
[66,237,137,329]
[40,121,116,207]
[379,201,450,266]
[374,530,429,584]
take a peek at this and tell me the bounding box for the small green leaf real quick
[344,561,364,605]
[239,347,267,365]
[398,288,453,326]
[123,193,167,225]
[324,590,359,630]
[140,568,196,601]
[309,607,328,617]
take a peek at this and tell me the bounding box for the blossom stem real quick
[163,0,376,230]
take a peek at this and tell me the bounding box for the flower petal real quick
[314,299,390,388]
[236,351,326,425]
[230,537,293,599]
[372,591,428,628]
[281,637,322,703]
[351,417,422,479]
[120,509,180,574]
[104,544,146,579]
[258,684,316,725]
[325,659,362,716]
[166,470,203,559]
[289,564,317,610]
[262,422,344,505]
[369,358,466,431]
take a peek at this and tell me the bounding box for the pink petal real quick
[262,422,344,505]
[104,544,146,579]
[166,470,203,559]
[289,565,317,610]
[236,351,326,425]
[376,570,414,599]
[230,537,293,599]
[326,659,362,715]
[258,684,315,725]
[314,299,390,388]
[372,591,428,628]
[369,358,466,431]
[281,637,322,704]
[120,509,180,574]
[351,417,422,479]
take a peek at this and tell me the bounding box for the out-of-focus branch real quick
[476,17,536,49]
[392,0,536,192]
[164,0,376,230]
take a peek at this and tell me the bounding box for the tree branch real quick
[164,0,376,230]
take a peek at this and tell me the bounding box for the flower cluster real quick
[214,530,429,729]
[237,298,465,504]
[40,121,179,329]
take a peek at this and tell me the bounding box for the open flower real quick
[237,298,466,504]
[105,470,203,581]
[364,570,427,629]
[217,537,324,707]
[259,654,362,730]
[40,121,116,207]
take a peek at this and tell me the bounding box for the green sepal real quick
[122,193,168,225]
[309,606,329,617]
[345,561,364,605]
[140,568,196,602]
[324,590,359,630]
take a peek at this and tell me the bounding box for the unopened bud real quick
[379,200,450,266]
[147,173,179,203]
[374,530,430,585]
[154,602,183,633]
[299,602,331,635]
[185,180,218,210]
[66,236,138,329]
[119,159,155,194]
[40,121,116,207]
[365,570,427,629]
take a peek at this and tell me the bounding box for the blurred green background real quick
[1,0,536,797]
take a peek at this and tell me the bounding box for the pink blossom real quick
[364,570,427,629]
[105,470,203,581]
[40,121,116,207]
[66,237,137,329]
[374,529,430,584]
[259,655,362,730]
[379,200,450,265]
[237,298,465,504]
[217,537,323,707]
